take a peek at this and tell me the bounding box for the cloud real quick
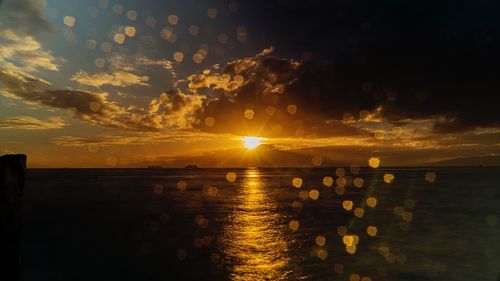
[138,91,205,129]
[0,0,58,76]
[0,0,151,133]
[0,68,132,130]
[0,0,52,39]
[71,70,150,87]
[0,0,61,102]
[176,48,500,138]
[128,54,176,75]
[0,68,205,131]
[109,53,177,78]
[0,30,59,73]
[239,1,500,132]
[69,53,178,89]
[0,4,189,132]
[50,131,221,147]
[1,5,497,144]
[178,49,367,138]
[26,90,128,126]
[0,16,59,89]
[0,116,67,129]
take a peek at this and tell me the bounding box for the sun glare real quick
[243,136,263,149]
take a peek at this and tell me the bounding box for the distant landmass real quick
[421,155,500,166]
[140,146,500,168]
[145,144,369,168]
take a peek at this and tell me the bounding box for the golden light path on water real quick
[221,169,293,281]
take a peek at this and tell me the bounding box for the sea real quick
[21,167,500,281]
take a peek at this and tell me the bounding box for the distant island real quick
[147,165,199,169]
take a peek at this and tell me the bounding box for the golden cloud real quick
[0,116,67,130]
[71,70,150,87]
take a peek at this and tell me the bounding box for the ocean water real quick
[21,167,500,281]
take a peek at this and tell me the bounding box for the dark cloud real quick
[0,0,52,38]
[0,70,203,132]
[189,47,500,137]
[233,0,500,133]
[282,59,500,133]
[190,52,367,138]
[0,69,130,129]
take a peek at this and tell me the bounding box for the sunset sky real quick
[1,0,499,167]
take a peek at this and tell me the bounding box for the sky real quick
[0,0,499,167]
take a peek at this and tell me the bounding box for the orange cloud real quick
[0,116,67,129]
[71,70,150,87]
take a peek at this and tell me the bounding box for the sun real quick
[242,136,263,149]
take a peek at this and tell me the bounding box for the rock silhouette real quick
[0,154,27,281]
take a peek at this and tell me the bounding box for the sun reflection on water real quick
[221,169,293,281]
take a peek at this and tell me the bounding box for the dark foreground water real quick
[22,167,500,281]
